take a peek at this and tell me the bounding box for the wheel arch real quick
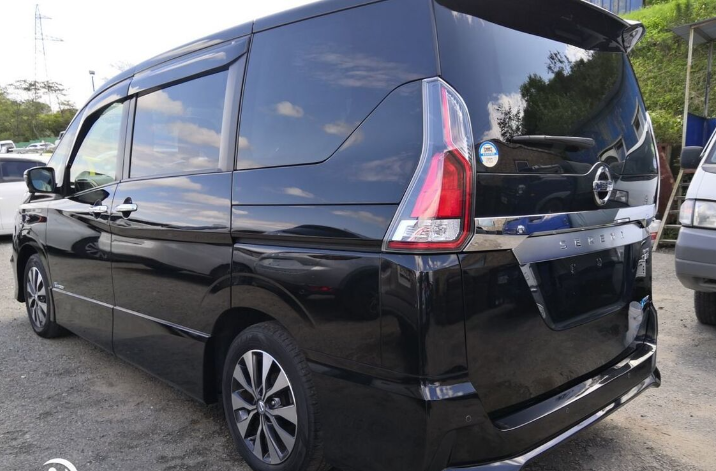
[203,307,277,403]
[15,242,49,303]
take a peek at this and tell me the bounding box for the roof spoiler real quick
[435,0,645,53]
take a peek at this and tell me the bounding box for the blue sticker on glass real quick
[478,141,499,168]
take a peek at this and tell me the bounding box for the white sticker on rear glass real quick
[478,141,499,168]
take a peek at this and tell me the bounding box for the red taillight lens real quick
[437,153,467,218]
[385,78,474,252]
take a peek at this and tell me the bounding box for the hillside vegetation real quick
[625,0,716,144]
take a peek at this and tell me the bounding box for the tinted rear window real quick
[435,5,657,176]
[236,1,435,170]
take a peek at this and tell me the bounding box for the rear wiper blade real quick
[510,135,596,149]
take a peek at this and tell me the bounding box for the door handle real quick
[114,203,138,213]
[88,205,108,216]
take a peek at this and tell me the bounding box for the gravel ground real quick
[1,239,714,471]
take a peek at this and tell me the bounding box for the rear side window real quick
[0,160,41,182]
[435,5,658,176]
[130,71,228,179]
[236,1,435,169]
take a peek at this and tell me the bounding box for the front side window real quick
[47,113,82,187]
[709,135,716,164]
[130,71,228,179]
[69,102,126,193]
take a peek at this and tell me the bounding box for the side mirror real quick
[24,167,56,194]
[681,146,704,170]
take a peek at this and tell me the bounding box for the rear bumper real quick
[675,227,716,292]
[431,303,659,471]
[444,358,660,471]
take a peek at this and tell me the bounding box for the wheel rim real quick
[26,266,48,329]
[231,350,298,465]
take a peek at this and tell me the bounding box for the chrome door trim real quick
[465,204,655,252]
[114,306,210,341]
[52,288,114,309]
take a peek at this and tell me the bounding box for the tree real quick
[624,0,716,144]
[0,80,76,142]
[492,51,622,140]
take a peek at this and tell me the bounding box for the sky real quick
[0,0,318,109]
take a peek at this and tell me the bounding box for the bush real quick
[625,0,716,144]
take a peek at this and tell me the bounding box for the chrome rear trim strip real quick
[465,204,655,253]
[513,223,648,265]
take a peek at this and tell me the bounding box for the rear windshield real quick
[1,160,41,181]
[435,5,657,176]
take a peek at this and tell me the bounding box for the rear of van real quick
[376,0,660,469]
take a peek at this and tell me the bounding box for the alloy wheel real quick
[231,350,298,465]
[26,266,48,329]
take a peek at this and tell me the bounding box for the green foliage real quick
[625,0,716,144]
[0,80,76,143]
[520,52,621,136]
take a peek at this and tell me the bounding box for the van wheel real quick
[694,291,716,325]
[222,322,330,471]
[24,254,63,338]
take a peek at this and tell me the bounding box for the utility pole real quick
[34,5,63,109]
[89,70,96,92]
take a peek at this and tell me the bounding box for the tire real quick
[222,322,330,471]
[694,291,716,326]
[23,254,63,338]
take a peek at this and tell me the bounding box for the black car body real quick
[12,1,660,470]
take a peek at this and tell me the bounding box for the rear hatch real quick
[434,0,659,416]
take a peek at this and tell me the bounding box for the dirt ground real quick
[1,239,714,471]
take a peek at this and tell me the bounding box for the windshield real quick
[435,4,658,175]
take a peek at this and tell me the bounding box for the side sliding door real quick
[110,39,247,400]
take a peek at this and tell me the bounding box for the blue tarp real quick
[685,113,716,147]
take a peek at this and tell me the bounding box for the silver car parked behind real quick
[676,132,716,325]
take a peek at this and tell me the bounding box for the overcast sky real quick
[0,0,318,109]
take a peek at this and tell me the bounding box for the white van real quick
[676,134,716,325]
[0,140,15,154]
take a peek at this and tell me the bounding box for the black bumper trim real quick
[443,367,660,471]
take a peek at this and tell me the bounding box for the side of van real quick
[13,1,660,471]
[676,138,716,325]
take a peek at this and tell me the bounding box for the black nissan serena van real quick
[13,1,660,470]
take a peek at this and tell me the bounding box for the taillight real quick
[384,78,475,252]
